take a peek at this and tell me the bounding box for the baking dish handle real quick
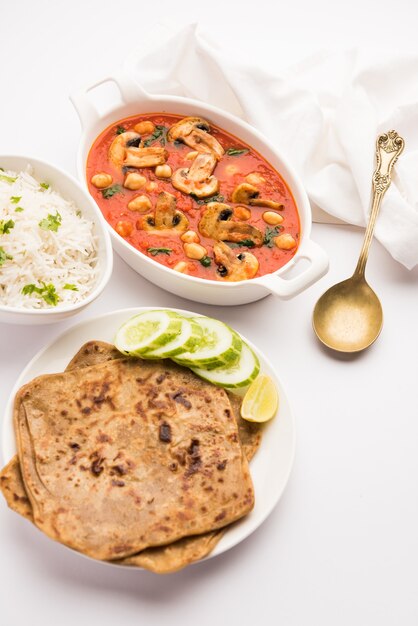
[258,238,329,300]
[70,72,152,130]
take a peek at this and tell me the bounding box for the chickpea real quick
[155,164,172,179]
[245,172,266,186]
[128,195,152,212]
[146,181,158,193]
[133,120,155,135]
[91,173,113,189]
[275,233,297,250]
[173,261,189,273]
[185,151,199,160]
[181,230,200,244]
[115,220,133,238]
[225,163,240,177]
[184,242,207,260]
[123,172,146,190]
[263,211,284,226]
[234,206,251,221]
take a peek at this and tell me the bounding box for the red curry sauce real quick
[86,113,300,281]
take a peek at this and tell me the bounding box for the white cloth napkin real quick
[124,24,418,269]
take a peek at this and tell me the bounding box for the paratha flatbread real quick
[14,356,254,560]
[0,457,32,522]
[1,341,262,572]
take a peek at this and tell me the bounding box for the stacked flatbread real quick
[0,341,261,573]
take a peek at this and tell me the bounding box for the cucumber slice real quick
[114,310,182,356]
[144,316,203,358]
[174,316,242,370]
[191,342,260,389]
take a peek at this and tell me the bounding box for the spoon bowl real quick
[313,275,383,352]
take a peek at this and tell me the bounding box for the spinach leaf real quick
[228,239,256,248]
[199,256,211,267]
[116,125,126,135]
[263,225,283,247]
[225,148,249,157]
[143,125,168,147]
[191,193,225,205]
[147,247,172,256]
[101,184,123,199]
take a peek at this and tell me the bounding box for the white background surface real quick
[1,1,418,625]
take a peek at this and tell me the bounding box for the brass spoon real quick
[313,130,404,353]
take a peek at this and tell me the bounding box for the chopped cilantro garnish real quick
[10,196,21,204]
[116,125,126,135]
[225,148,249,157]
[22,282,60,306]
[147,247,172,256]
[43,286,60,306]
[0,219,15,234]
[263,225,283,247]
[39,211,62,232]
[15,207,24,213]
[63,283,78,291]
[21,284,36,295]
[0,173,17,184]
[0,247,13,265]
[101,184,122,199]
[76,210,82,217]
[39,182,50,190]
[199,256,212,267]
[143,125,168,147]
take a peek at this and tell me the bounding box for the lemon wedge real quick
[240,374,279,423]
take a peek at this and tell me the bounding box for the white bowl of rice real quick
[0,155,113,324]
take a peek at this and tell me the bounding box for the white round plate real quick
[2,307,295,565]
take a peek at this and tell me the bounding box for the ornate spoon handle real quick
[354,130,405,277]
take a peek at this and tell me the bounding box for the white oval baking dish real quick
[71,73,328,305]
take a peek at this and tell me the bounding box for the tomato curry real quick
[86,114,300,282]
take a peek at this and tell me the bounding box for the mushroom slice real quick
[213,241,259,281]
[168,117,210,139]
[189,152,217,180]
[198,202,263,246]
[167,117,224,160]
[231,183,259,204]
[231,183,283,209]
[108,132,141,168]
[124,146,168,168]
[171,153,219,198]
[138,191,189,235]
[249,198,284,210]
[198,202,233,238]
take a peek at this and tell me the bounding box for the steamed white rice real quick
[0,165,99,309]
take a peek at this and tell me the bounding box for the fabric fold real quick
[124,24,418,268]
